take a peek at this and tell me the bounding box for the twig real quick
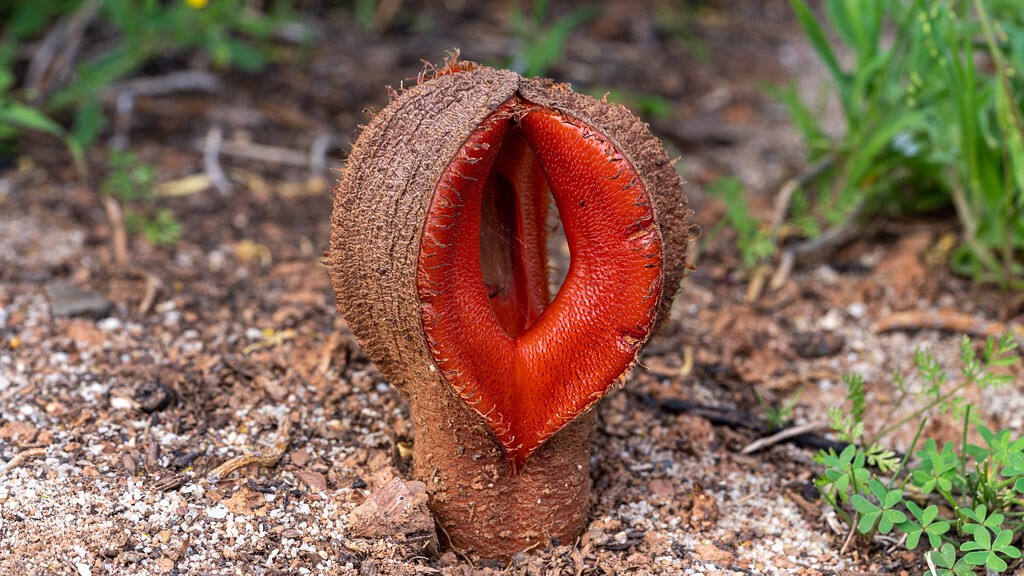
[203,125,231,196]
[25,0,101,98]
[744,264,771,302]
[875,309,1024,341]
[138,273,161,316]
[769,155,836,236]
[839,513,858,556]
[206,417,291,482]
[102,195,129,268]
[1,447,47,476]
[316,332,343,375]
[740,420,829,454]
[656,117,747,146]
[769,199,865,290]
[309,133,335,177]
[110,91,135,151]
[925,549,939,576]
[110,73,220,147]
[104,70,222,100]
[760,370,841,392]
[215,140,311,167]
[655,398,848,454]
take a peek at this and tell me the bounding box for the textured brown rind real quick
[328,64,689,559]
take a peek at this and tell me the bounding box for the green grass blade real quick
[789,0,851,117]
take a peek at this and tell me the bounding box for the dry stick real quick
[203,125,231,196]
[1,447,47,476]
[25,0,101,96]
[309,134,334,177]
[105,71,222,100]
[656,398,848,454]
[107,71,223,150]
[110,91,135,151]
[138,273,161,316]
[768,199,866,292]
[316,332,342,375]
[768,155,836,236]
[216,140,311,167]
[102,195,130,268]
[875,309,1024,342]
[206,417,291,483]
[739,420,829,455]
[839,515,859,556]
[753,154,857,296]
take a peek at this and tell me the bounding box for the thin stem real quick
[872,377,974,443]
[887,417,929,491]
[959,405,972,510]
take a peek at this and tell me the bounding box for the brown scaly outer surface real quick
[328,64,689,559]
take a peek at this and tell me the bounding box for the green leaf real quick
[789,0,850,116]
[851,493,878,515]
[0,102,65,135]
[0,101,85,176]
[902,501,949,550]
[72,96,104,150]
[878,509,905,534]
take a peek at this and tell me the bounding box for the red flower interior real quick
[417,97,664,471]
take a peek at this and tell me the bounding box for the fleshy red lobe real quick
[417,98,663,471]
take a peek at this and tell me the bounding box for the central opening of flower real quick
[477,126,551,339]
[417,96,664,471]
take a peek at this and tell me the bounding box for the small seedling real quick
[707,177,775,270]
[815,334,1023,573]
[506,0,596,78]
[101,150,181,247]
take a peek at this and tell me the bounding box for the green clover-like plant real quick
[911,439,958,495]
[960,503,1004,530]
[927,543,975,576]
[974,426,1024,486]
[850,478,906,534]
[898,501,950,550]
[960,525,1021,572]
[816,444,870,502]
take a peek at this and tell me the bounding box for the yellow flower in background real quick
[185,0,208,8]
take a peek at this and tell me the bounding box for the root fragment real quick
[207,417,291,483]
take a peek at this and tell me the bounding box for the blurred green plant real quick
[101,150,181,246]
[507,0,596,78]
[757,385,804,432]
[707,177,776,269]
[815,334,1022,574]
[0,0,300,169]
[778,0,1024,289]
[0,43,85,174]
[588,88,675,121]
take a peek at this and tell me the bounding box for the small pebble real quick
[134,381,174,413]
[46,283,113,319]
[206,505,229,519]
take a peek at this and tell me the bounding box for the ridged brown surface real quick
[328,63,689,559]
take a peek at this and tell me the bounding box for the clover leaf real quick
[960,525,1021,572]
[898,501,950,550]
[928,543,976,576]
[851,478,905,534]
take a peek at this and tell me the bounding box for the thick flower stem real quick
[407,374,594,559]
